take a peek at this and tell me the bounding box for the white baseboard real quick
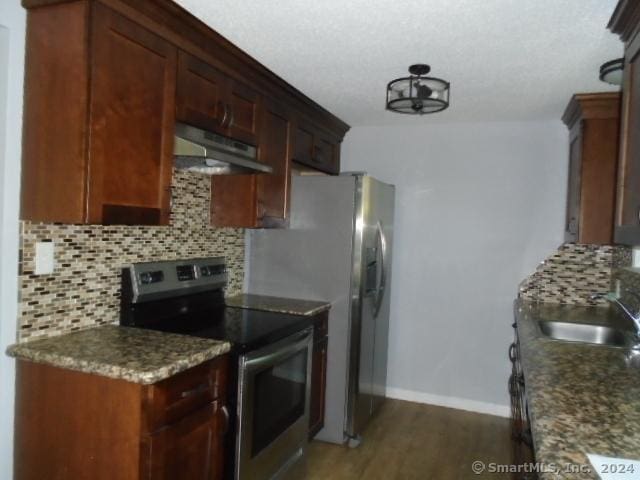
[386,387,510,418]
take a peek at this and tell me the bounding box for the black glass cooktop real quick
[126,304,311,354]
[121,290,312,352]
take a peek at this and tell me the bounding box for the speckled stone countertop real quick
[6,325,231,384]
[225,293,331,316]
[515,299,640,479]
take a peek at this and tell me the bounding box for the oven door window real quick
[251,349,308,457]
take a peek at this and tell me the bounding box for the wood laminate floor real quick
[307,399,512,480]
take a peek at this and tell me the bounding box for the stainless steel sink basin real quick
[537,320,634,348]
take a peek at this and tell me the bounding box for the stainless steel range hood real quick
[174,122,272,175]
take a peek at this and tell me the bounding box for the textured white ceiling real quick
[174,0,623,126]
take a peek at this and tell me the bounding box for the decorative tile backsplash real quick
[519,244,618,306]
[611,248,640,313]
[18,170,245,342]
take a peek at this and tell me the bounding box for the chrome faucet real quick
[590,290,640,337]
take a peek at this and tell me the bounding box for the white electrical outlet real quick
[34,242,55,275]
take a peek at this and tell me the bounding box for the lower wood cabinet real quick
[309,311,329,439]
[14,355,229,480]
[143,401,225,480]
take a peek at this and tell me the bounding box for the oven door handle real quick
[243,329,313,372]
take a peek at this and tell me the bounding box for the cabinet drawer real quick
[145,355,228,432]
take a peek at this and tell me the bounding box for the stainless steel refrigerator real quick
[246,173,395,445]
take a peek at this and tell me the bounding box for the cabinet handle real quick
[218,101,228,127]
[637,206,640,225]
[221,405,230,434]
[180,382,210,398]
[227,105,235,129]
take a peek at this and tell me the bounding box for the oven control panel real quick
[127,257,228,304]
[139,270,164,285]
[176,265,196,282]
[200,264,227,277]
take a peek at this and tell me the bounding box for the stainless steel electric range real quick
[120,257,313,480]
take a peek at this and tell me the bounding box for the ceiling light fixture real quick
[386,64,450,115]
[599,58,624,86]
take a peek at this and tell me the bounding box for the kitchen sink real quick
[537,320,635,348]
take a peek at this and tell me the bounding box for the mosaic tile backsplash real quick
[518,244,617,306]
[18,170,245,342]
[611,247,640,314]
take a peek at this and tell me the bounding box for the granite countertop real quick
[515,299,640,479]
[225,293,331,316]
[6,325,231,384]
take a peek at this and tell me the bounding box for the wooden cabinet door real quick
[145,401,226,480]
[314,130,340,175]
[177,52,260,145]
[565,125,582,242]
[89,4,176,225]
[256,99,292,227]
[309,336,328,439]
[293,119,315,167]
[617,33,640,240]
[227,79,261,146]
[176,51,229,135]
[292,118,341,174]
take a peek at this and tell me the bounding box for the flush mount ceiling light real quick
[599,58,624,86]
[386,64,450,115]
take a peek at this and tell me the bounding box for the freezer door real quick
[247,174,358,444]
[346,175,395,439]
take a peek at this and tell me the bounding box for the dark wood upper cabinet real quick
[226,79,262,146]
[256,99,293,227]
[293,118,341,175]
[211,98,292,228]
[176,51,261,146]
[561,93,621,244]
[292,120,315,166]
[176,52,229,137]
[20,0,349,227]
[21,2,176,225]
[609,0,640,244]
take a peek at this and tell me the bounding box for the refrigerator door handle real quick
[373,221,387,317]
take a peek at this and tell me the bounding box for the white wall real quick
[0,2,26,478]
[341,121,567,415]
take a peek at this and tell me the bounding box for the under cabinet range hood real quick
[173,122,272,175]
